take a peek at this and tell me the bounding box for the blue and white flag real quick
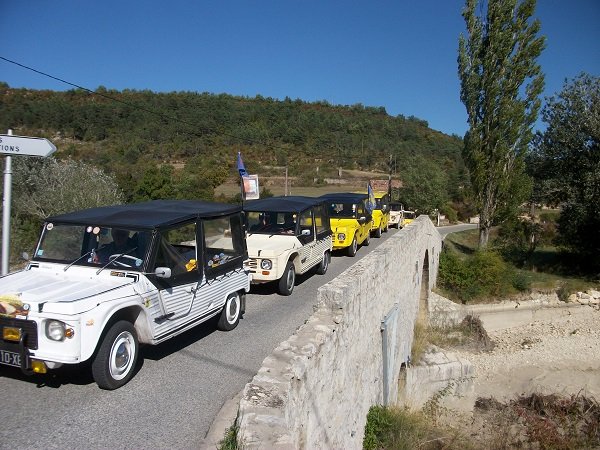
[237,152,248,178]
[366,182,376,213]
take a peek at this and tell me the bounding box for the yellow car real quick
[320,193,372,257]
[400,210,416,228]
[356,191,391,237]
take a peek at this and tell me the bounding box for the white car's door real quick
[148,223,208,336]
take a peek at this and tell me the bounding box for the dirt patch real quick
[456,304,600,401]
[440,303,600,447]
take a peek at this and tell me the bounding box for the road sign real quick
[0,134,56,157]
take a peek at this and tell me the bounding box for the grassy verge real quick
[363,404,472,450]
[218,423,238,450]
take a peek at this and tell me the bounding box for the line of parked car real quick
[0,191,397,389]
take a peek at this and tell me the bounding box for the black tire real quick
[374,226,382,238]
[363,232,371,246]
[92,320,139,390]
[316,251,330,275]
[346,237,358,257]
[278,262,296,296]
[217,292,242,331]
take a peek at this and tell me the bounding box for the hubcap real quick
[226,295,240,323]
[287,267,295,289]
[109,331,135,380]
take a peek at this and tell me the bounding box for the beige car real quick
[244,196,332,296]
[388,202,403,228]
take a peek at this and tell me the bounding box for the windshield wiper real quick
[64,244,111,272]
[63,250,94,272]
[96,247,138,275]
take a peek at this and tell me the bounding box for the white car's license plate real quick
[0,349,21,367]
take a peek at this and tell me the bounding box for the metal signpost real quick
[1,130,56,275]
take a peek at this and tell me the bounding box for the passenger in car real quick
[281,214,297,234]
[96,229,137,264]
[250,213,269,232]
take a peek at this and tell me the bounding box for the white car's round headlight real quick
[46,320,66,341]
[260,259,272,270]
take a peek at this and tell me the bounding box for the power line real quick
[0,55,253,144]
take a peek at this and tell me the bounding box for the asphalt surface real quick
[437,223,478,239]
[1,228,400,450]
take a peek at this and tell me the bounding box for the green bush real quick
[363,404,466,450]
[438,248,474,298]
[363,405,393,450]
[438,247,518,303]
[440,204,458,223]
[512,271,532,292]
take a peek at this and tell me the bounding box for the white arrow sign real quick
[0,134,57,157]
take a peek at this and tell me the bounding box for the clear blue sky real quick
[1,0,598,137]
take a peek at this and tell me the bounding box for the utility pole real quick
[284,165,288,196]
[388,154,392,200]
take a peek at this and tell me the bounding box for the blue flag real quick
[367,182,376,213]
[237,152,248,177]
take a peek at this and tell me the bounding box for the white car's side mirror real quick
[154,267,172,279]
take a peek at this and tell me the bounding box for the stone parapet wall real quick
[237,217,442,449]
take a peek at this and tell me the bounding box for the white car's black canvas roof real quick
[46,200,242,229]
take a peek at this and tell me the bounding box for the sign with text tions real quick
[0,134,56,157]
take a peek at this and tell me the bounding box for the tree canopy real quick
[529,73,600,271]
[458,0,545,246]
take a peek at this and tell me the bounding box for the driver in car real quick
[95,229,137,264]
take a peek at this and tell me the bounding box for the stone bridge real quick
[237,216,442,449]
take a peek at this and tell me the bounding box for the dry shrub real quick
[459,315,494,351]
[472,392,600,449]
[514,393,600,448]
[427,315,494,353]
[411,316,428,363]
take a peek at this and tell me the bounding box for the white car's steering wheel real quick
[109,254,142,268]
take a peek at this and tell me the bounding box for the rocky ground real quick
[444,299,600,447]
[457,302,600,402]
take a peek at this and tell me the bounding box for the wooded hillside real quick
[0,82,468,212]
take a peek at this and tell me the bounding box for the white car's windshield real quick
[34,223,150,270]
[247,211,297,235]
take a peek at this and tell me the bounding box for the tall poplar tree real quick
[458,0,545,246]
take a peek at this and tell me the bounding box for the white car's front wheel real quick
[92,320,139,390]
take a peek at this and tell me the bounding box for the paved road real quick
[1,229,396,450]
[437,223,478,239]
